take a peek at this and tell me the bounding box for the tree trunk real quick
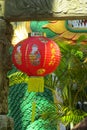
[0,19,14,130]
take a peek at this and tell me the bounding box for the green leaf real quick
[77,35,87,43]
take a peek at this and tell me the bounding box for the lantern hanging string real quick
[36,21,39,32]
[28,21,40,37]
[35,21,46,36]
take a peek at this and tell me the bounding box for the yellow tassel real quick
[27,77,44,92]
[31,101,36,122]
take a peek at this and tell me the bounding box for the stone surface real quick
[0,115,14,130]
[0,0,5,16]
[4,0,87,21]
[0,19,13,114]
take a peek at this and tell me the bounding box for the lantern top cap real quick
[28,32,46,37]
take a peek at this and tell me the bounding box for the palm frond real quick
[8,71,29,86]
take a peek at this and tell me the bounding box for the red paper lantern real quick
[12,33,61,76]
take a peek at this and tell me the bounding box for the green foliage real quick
[61,107,87,125]
[8,71,29,86]
[44,40,87,126]
[77,35,87,43]
[56,41,87,104]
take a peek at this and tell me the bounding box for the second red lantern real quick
[12,32,61,76]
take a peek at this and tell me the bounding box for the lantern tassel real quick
[27,77,44,92]
[31,101,36,122]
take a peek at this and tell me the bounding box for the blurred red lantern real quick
[12,32,61,76]
[12,33,61,76]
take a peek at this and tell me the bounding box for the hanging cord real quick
[28,21,39,37]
